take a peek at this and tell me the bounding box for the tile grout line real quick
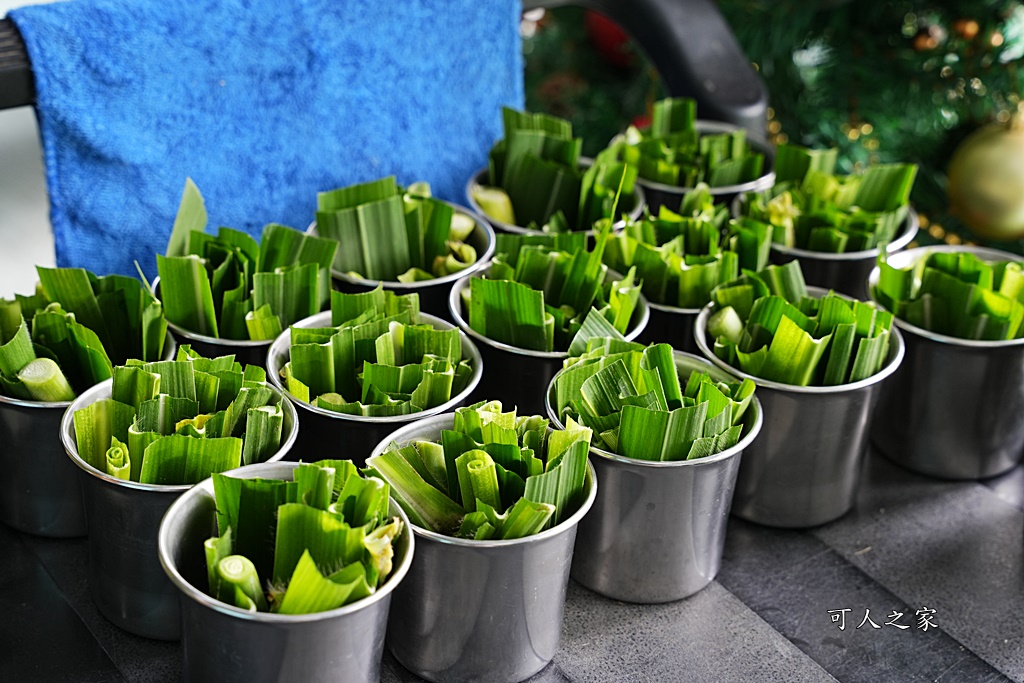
[808,491,1023,683]
[709,576,843,683]
[718,526,1013,683]
[20,537,131,683]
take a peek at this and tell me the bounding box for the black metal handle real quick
[0,18,33,110]
[0,1,769,141]
[525,0,768,140]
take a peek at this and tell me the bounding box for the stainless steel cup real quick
[153,278,272,368]
[0,331,176,538]
[448,267,650,416]
[464,157,646,238]
[629,120,776,214]
[731,195,920,301]
[694,288,906,528]
[368,414,597,683]
[634,301,700,353]
[0,392,85,537]
[158,461,414,683]
[545,350,763,603]
[61,379,297,640]
[868,245,1024,480]
[266,311,483,464]
[307,200,496,322]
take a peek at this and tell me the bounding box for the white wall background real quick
[0,0,54,297]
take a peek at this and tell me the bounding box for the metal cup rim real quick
[152,277,275,350]
[647,300,702,315]
[464,157,646,237]
[306,199,498,288]
[866,244,1024,349]
[622,120,776,196]
[730,194,920,263]
[266,310,484,424]
[366,412,598,548]
[60,377,299,493]
[447,265,651,360]
[157,460,415,623]
[544,348,764,469]
[0,391,74,410]
[693,286,907,393]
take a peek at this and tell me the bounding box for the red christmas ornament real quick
[584,11,634,68]
[631,113,652,130]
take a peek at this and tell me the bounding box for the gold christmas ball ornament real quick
[947,105,1024,241]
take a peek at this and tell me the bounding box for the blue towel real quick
[9,0,523,278]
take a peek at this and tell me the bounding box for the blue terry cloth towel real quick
[9,0,523,278]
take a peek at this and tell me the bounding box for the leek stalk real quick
[873,249,1024,340]
[738,143,917,254]
[0,267,168,400]
[205,461,402,615]
[465,226,643,352]
[475,107,638,231]
[316,178,479,282]
[604,97,764,188]
[158,179,338,341]
[283,288,471,415]
[72,347,284,485]
[709,261,894,385]
[366,400,593,540]
[553,321,758,461]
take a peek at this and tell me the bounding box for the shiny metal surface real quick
[464,157,645,238]
[368,415,597,683]
[634,301,700,353]
[0,331,176,538]
[158,461,413,683]
[152,278,271,367]
[694,290,906,528]
[867,245,1024,480]
[61,379,297,640]
[632,120,776,214]
[448,266,650,415]
[731,195,919,301]
[546,351,762,603]
[266,311,483,464]
[0,394,83,537]
[306,200,497,322]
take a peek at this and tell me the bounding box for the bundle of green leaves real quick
[607,97,765,188]
[471,107,639,231]
[603,184,773,309]
[738,144,918,253]
[316,177,480,282]
[708,261,894,386]
[205,460,403,614]
[282,288,474,417]
[0,267,168,402]
[463,227,643,352]
[72,345,284,484]
[552,315,757,460]
[157,179,338,341]
[873,249,1024,341]
[366,400,591,539]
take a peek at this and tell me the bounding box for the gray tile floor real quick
[3,448,1021,683]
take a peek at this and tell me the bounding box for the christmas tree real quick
[523,2,1024,249]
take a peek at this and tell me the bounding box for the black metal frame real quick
[525,0,767,138]
[0,0,766,137]
[0,18,32,111]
